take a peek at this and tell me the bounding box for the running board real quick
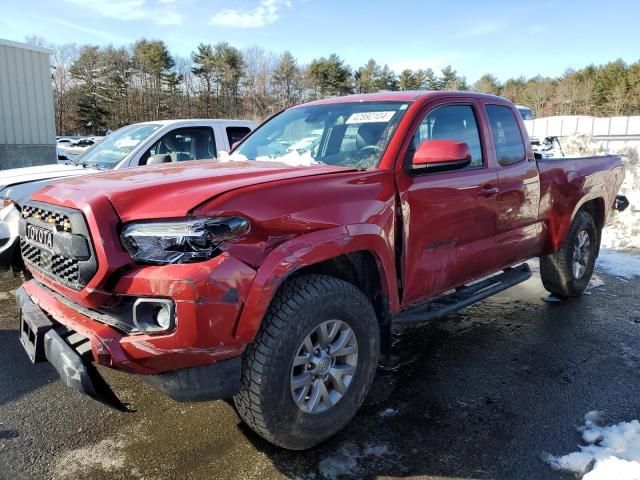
[393,263,532,327]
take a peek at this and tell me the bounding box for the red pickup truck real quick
[17,92,627,450]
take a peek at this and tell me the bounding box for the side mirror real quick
[412,140,472,170]
[147,154,172,165]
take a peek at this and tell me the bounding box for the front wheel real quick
[540,210,599,298]
[233,274,380,450]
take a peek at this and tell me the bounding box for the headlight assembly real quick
[120,217,250,265]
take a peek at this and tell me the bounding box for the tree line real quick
[26,36,640,135]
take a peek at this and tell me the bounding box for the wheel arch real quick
[547,195,605,253]
[579,197,605,256]
[234,226,398,356]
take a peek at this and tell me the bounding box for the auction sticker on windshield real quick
[346,111,396,124]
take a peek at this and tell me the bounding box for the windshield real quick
[73,124,161,169]
[233,101,409,169]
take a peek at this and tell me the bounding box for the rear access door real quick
[483,102,542,267]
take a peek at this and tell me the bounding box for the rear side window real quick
[486,105,526,166]
[227,126,252,147]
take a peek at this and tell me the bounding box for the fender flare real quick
[548,194,606,252]
[233,224,398,343]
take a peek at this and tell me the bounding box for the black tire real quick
[540,210,599,298]
[233,274,380,450]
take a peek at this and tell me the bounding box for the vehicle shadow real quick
[235,302,599,480]
[0,328,57,407]
[0,429,19,439]
[0,277,57,407]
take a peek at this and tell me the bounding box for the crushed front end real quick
[16,197,256,408]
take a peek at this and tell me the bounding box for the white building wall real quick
[0,39,56,169]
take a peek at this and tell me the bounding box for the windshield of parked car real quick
[232,101,409,169]
[73,124,161,169]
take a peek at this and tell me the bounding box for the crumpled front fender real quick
[234,224,399,343]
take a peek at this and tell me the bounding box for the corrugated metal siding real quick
[0,41,56,146]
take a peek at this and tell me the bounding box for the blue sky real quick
[1,0,639,82]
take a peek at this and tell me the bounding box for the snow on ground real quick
[597,144,638,251]
[377,407,399,417]
[317,442,392,479]
[544,411,640,479]
[586,273,605,290]
[596,249,640,279]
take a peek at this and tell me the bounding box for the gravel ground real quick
[1,263,639,480]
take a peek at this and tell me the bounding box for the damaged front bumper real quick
[17,286,127,410]
[16,280,245,409]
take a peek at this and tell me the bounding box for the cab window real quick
[486,105,526,166]
[142,127,216,164]
[411,105,484,169]
[226,126,252,147]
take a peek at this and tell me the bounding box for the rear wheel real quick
[540,210,599,298]
[233,274,379,450]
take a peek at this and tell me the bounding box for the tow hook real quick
[615,195,630,212]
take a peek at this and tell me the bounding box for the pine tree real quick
[355,59,380,93]
[273,51,299,107]
[398,69,421,91]
[472,74,501,95]
[309,54,352,98]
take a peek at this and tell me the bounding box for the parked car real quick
[57,138,98,163]
[0,119,255,273]
[16,92,627,450]
[516,105,535,120]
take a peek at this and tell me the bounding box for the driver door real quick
[395,100,499,306]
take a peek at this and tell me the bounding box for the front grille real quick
[20,240,83,287]
[19,201,97,290]
[21,240,41,265]
[21,205,72,231]
[50,254,80,283]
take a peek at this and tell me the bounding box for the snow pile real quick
[601,145,640,251]
[554,136,639,251]
[596,249,640,279]
[544,411,640,480]
[559,134,608,157]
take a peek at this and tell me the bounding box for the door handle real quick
[478,185,499,197]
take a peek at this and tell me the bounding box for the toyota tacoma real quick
[16,92,628,450]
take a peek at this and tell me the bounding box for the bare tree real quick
[242,46,276,119]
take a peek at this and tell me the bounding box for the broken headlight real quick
[120,217,250,265]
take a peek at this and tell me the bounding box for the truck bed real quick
[537,154,624,250]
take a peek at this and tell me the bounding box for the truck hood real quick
[33,160,355,222]
[0,163,97,191]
